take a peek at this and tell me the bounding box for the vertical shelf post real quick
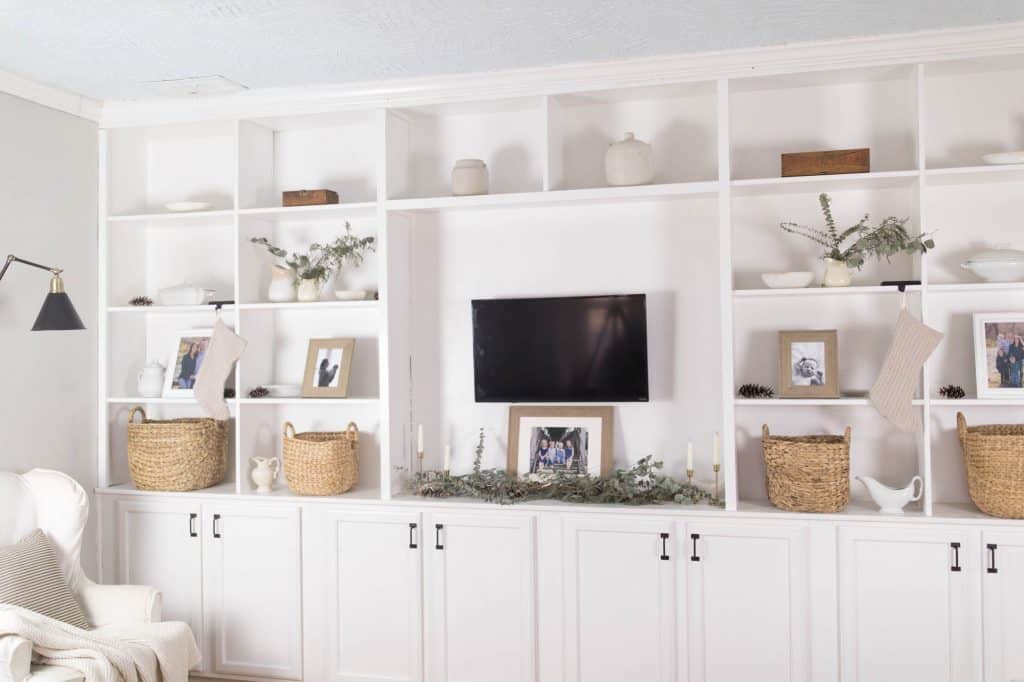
[97,129,110,490]
[717,78,738,511]
[915,63,934,516]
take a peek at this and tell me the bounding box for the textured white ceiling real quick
[1,0,1023,100]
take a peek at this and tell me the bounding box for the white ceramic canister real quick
[451,159,489,196]
[605,132,654,186]
[267,264,296,302]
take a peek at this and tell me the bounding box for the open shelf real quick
[107,209,235,223]
[734,285,919,298]
[736,398,925,407]
[238,202,378,218]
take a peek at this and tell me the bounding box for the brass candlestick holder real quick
[713,462,721,499]
[686,468,694,486]
[417,449,424,476]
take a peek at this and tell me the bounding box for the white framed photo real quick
[974,313,1024,399]
[506,406,613,477]
[163,329,214,398]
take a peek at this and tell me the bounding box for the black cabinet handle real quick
[213,514,222,539]
[690,533,701,562]
[660,533,669,561]
[435,523,444,550]
[188,513,198,538]
[409,523,418,549]
[951,542,961,572]
[988,543,998,574]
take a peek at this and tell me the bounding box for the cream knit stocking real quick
[194,319,247,420]
[869,309,943,432]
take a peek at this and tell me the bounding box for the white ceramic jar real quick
[267,265,296,302]
[605,132,654,186]
[137,362,166,398]
[297,278,323,302]
[451,159,489,196]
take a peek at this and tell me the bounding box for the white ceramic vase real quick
[605,132,654,186]
[297,278,323,302]
[451,159,489,196]
[267,265,296,302]
[137,362,166,398]
[250,457,280,494]
[822,258,852,287]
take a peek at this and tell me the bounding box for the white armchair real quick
[0,469,162,682]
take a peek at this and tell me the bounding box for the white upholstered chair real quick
[0,469,162,682]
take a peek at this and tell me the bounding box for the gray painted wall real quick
[0,92,98,572]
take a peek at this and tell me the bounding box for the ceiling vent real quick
[136,75,248,98]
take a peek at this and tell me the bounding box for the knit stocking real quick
[194,319,247,420]
[869,309,943,432]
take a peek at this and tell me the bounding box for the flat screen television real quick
[471,294,649,402]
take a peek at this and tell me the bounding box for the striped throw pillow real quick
[0,529,90,629]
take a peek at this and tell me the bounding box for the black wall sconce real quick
[0,254,85,330]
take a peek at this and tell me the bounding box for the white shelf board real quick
[734,284,919,298]
[386,181,718,212]
[238,202,377,219]
[107,397,238,405]
[237,300,379,311]
[924,164,1024,183]
[108,304,234,313]
[731,170,919,195]
[735,397,925,406]
[927,282,1024,294]
[930,398,1024,407]
[237,397,379,405]
[107,209,235,223]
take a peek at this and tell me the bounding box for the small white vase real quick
[250,457,280,494]
[605,132,654,186]
[297,278,323,302]
[451,159,489,196]
[822,258,853,287]
[267,265,296,302]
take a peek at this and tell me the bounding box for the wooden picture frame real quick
[301,338,355,398]
[507,406,613,477]
[778,330,839,398]
[973,312,1024,399]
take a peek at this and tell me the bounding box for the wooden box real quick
[282,189,339,207]
[780,149,870,177]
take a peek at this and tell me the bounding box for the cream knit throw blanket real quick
[0,605,198,682]
[869,309,943,432]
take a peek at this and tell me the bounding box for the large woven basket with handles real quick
[126,406,228,491]
[282,421,359,496]
[762,424,851,513]
[958,412,1024,519]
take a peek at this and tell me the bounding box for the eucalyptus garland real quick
[406,429,722,507]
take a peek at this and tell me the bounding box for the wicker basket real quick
[958,412,1024,519]
[282,421,359,496]
[126,406,228,492]
[762,424,851,513]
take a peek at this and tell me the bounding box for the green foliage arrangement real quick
[407,429,722,507]
[779,193,934,269]
[251,221,376,283]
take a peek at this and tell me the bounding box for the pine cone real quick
[939,384,966,400]
[129,296,153,307]
[738,383,774,399]
[248,386,270,399]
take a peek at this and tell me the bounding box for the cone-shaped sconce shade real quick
[31,275,85,331]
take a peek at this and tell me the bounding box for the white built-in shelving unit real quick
[97,49,1024,519]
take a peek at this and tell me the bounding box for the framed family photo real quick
[973,313,1024,399]
[507,406,613,478]
[778,330,839,398]
[163,329,214,398]
[302,338,355,398]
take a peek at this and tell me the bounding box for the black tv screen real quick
[472,294,650,402]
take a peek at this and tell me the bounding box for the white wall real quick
[0,91,97,571]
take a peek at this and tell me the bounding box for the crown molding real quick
[86,20,1024,127]
[0,67,101,121]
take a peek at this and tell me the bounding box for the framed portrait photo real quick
[973,313,1024,399]
[778,330,839,398]
[302,338,355,398]
[507,406,613,478]
[163,329,214,398]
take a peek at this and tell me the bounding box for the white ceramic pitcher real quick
[250,457,281,494]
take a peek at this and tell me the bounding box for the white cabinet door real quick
[304,508,423,682]
[424,512,536,682]
[982,530,1024,682]
[686,521,810,682]
[114,499,203,642]
[561,516,682,682]
[203,502,303,680]
[838,525,980,682]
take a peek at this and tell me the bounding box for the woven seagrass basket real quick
[762,424,851,513]
[958,412,1024,519]
[282,421,359,496]
[126,406,228,491]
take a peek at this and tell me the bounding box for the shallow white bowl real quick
[761,271,815,289]
[982,151,1024,166]
[334,289,369,301]
[164,201,213,212]
[266,384,302,398]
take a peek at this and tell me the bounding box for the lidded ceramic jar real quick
[605,132,654,186]
[451,159,489,196]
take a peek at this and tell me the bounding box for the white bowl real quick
[982,151,1024,166]
[266,384,302,398]
[961,248,1024,282]
[164,201,213,212]
[761,272,815,289]
[334,289,369,301]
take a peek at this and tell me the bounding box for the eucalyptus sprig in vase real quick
[779,193,935,287]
